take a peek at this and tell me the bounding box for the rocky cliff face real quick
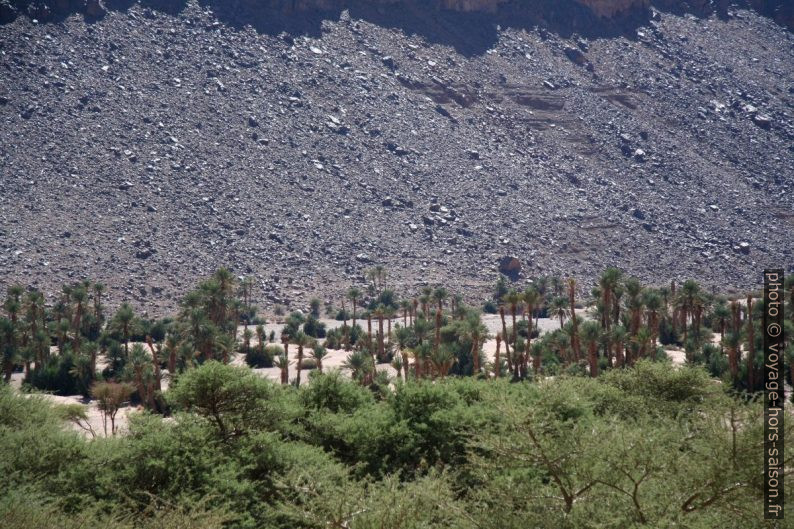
[1,0,792,30]
[0,0,792,312]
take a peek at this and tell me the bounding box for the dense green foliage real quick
[1,361,791,528]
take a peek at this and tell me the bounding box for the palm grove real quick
[0,267,793,528]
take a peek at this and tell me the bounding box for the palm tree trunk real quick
[378,315,385,362]
[296,345,303,387]
[499,307,512,373]
[471,336,479,375]
[589,344,598,377]
[494,334,501,378]
[746,296,755,391]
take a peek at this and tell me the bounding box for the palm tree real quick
[452,293,464,318]
[239,277,254,332]
[343,350,373,385]
[1,317,18,383]
[503,289,521,346]
[551,276,564,297]
[677,279,701,345]
[373,305,386,362]
[643,290,662,347]
[394,325,412,380]
[275,352,290,385]
[129,343,154,409]
[419,294,431,319]
[632,327,652,363]
[724,331,740,381]
[216,333,236,364]
[432,287,448,312]
[412,343,432,380]
[498,305,512,373]
[745,295,755,391]
[465,313,487,376]
[429,346,455,379]
[347,287,361,329]
[568,277,581,360]
[547,296,569,330]
[711,301,730,354]
[92,282,105,323]
[530,341,544,375]
[293,331,310,387]
[400,299,411,327]
[114,303,135,357]
[255,324,265,355]
[311,344,328,373]
[599,268,622,330]
[611,325,627,367]
[580,320,601,377]
[434,309,443,355]
[553,331,571,366]
[494,332,502,378]
[242,328,253,353]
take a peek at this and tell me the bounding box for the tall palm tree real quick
[293,331,310,387]
[465,313,487,376]
[311,344,328,373]
[92,282,105,323]
[255,324,265,355]
[275,352,290,385]
[599,268,622,330]
[711,301,730,354]
[1,317,18,383]
[419,292,431,319]
[643,290,662,347]
[400,299,411,327]
[429,346,455,379]
[373,305,386,362]
[25,291,45,368]
[384,305,396,346]
[434,309,442,354]
[554,331,571,366]
[347,287,361,329]
[724,331,740,381]
[114,303,135,357]
[494,332,502,378]
[580,320,601,377]
[745,295,755,391]
[498,305,512,373]
[548,297,569,330]
[503,289,521,347]
[432,287,448,312]
[569,276,582,360]
[394,324,412,381]
[343,350,373,385]
[632,327,652,363]
[611,325,627,367]
[216,333,236,364]
[677,279,701,345]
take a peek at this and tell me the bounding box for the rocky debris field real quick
[0,0,792,314]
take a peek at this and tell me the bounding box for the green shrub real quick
[245,344,278,368]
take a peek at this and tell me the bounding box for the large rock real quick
[498,256,522,281]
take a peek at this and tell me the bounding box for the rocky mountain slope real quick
[1,0,792,313]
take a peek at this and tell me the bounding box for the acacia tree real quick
[91,381,134,435]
